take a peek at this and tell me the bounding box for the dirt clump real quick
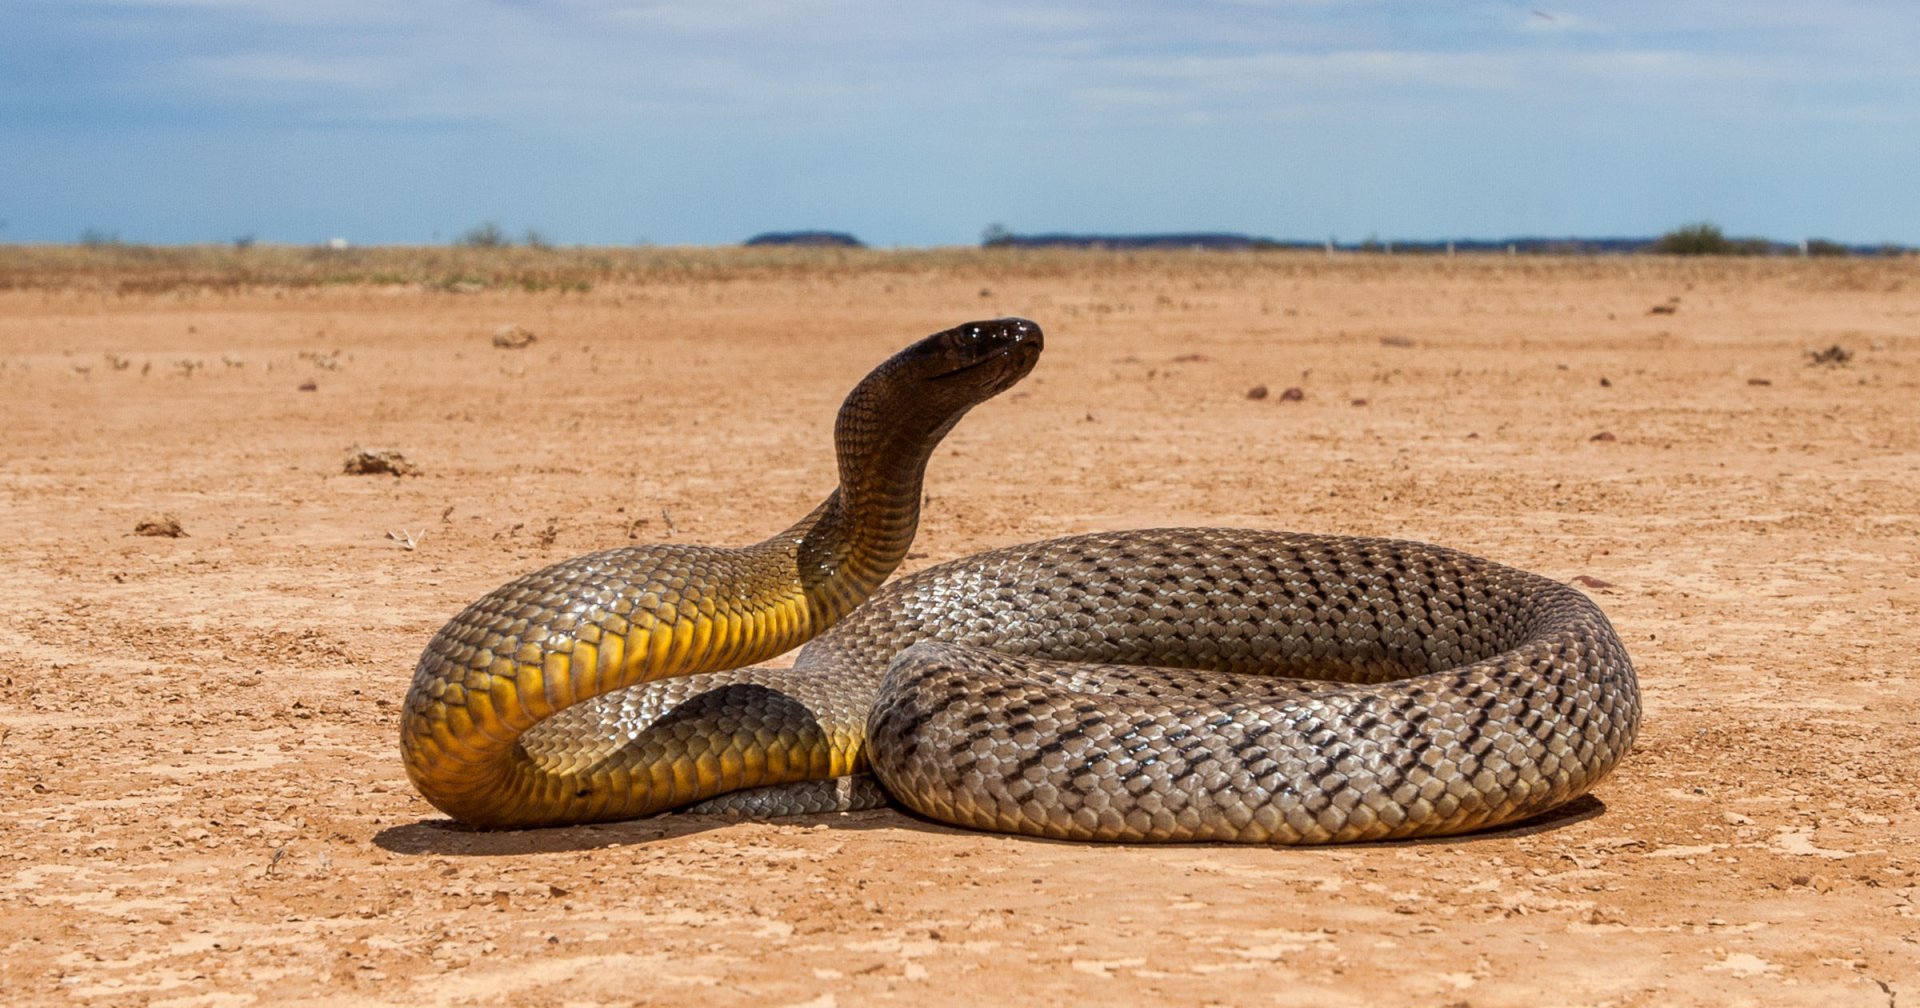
[491,324,537,349]
[131,514,186,537]
[344,447,419,476]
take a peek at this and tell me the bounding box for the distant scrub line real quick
[0,221,1909,294]
[732,223,1906,256]
[970,222,1903,258]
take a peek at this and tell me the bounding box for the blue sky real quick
[4,1,1916,246]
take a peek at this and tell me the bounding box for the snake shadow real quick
[371,806,959,857]
[872,792,1612,850]
[1390,793,1610,847]
[372,793,1608,856]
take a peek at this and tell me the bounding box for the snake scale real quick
[402,318,1640,843]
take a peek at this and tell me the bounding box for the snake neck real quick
[402,321,1040,828]
[777,350,985,626]
[786,490,913,627]
[788,409,951,621]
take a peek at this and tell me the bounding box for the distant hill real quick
[743,230,865,248]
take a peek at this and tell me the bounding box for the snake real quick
[401,317,1640,843]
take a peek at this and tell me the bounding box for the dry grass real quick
[0,242,1912,297]
[0,243,1123,295]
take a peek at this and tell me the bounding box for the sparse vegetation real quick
[1803,238,1850,258]
[456,222,511,248]
[1651,222,1779,256]
[1653,222,1736,255]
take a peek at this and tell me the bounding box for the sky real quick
[3,1,1917,247]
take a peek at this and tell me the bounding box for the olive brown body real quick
[402,318,1640,841]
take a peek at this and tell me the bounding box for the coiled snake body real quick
[402,319,1639,842]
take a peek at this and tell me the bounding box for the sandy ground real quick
[1,252,1915,1007]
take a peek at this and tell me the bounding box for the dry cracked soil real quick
[1,251,1915,1006]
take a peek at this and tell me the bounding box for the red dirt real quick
[1,254,1915,1006]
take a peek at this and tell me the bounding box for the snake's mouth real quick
[932,348,1021,381]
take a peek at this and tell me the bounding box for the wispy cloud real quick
[19,1,1911,125]
[194,52,391,88]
